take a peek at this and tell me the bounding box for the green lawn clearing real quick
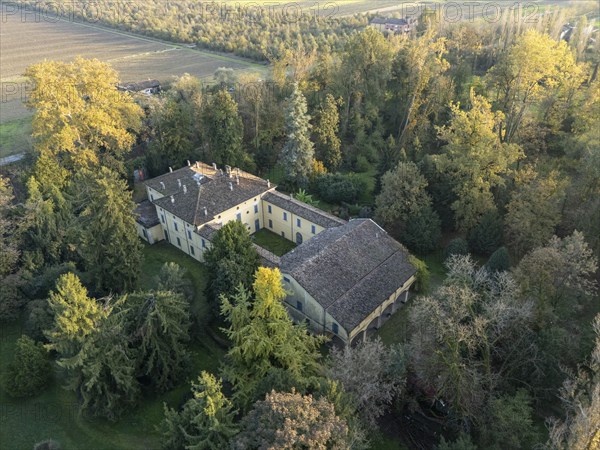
[252,228,297,256]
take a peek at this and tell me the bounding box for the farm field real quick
[0,10,263,153]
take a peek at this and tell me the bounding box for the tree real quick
[153,262,193,300]
[2,335,51,398]
[480,390,540,450]
[466,210,503,256]
[485,247,510,273]
[513,231,597,326]
[45,273,107,359]
[203,221,260,308]
[0,175,24,321]
[446,238,468,259]
[548,314,600,450]
[314,94,342,171]
[63,314,140,420]
[409,256,537,426]
[402,205,441,255]
[327,337,404,429]
[505,168,568,257]
[25,57,142,172]
[487,31,580,143]
[160,371,238,449]
[435,92,523,231]
[147,74,203,174]
[221,267,325,409]
[279,83,314,187]
[375,161,433,233]
[0,175,20,277]
[115,290,191,392]
[202,89,245,167]
[70,167,142,294]
[234,390,350,450]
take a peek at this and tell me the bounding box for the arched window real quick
[296,232,303,245]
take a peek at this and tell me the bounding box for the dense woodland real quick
[1,4,599,450]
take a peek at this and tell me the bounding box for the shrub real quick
[486,246,510,273]
[315,174,359,204]
[409,256,430,293]
[25,299,54,343]
[2,335,51,398]
[445,238,468,259]
[467,211,503,256]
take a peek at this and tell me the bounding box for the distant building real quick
[117,79,161,95]
[136,162,416,345]
[370,17,414,34]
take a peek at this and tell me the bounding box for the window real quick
[254,204,259,213]
[268,219,273,228]
[160,214,165,224]
[176,237,181,247]
[332,323,339,334]
[236,213,242,222]
[311,225,316,234]
[150,194,154,201]
[174,222,178,231]
[283,212,287,221]
[296,301,303,311]
[281,231,285,238]
[283,276,290,283]
[297,218,301,227]
[164,230,169,241]
[190,246,195,255]
[268,205,272,214]
[187,230,192,239]
[296,232,303,245]
[202,239,206,248]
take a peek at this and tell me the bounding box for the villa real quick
[135,162,416,345]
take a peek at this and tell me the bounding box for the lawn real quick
[252,228,297,256]
[0,241,225,450]
[0,117,32,158]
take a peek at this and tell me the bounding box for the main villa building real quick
[135,162,416,345]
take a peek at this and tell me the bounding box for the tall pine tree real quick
[221,267,325,409]
[70,167,142,294]
[314,94,342,171]
[280,84,314,187]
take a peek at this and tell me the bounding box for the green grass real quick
[0,241,224,450]
[0,117,32,158]
[370,434,410,450]
[376,296,416,346]
[252,228,297,256]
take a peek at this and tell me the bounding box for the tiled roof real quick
[262,191,346,229]
[281,219,416,332]
[148,164,272,226]
[134,200,160,228]
[371,17,410,26]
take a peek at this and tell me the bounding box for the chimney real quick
[177,179,182,188]
[212,162,217,170]
[267,179,270,188]
[169,167,173,173]
[236,167,240,176]
[229,182,233,191]
[225,165,232,177]
[195,161,199,168]
[219,169,224,176]
[235,175,240,185]
[203,206,207,216]
[187,160,191,166]
[290,193,293,199]
[183,185,187,194]
[170,195,175,204]
[160,181,165,190]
